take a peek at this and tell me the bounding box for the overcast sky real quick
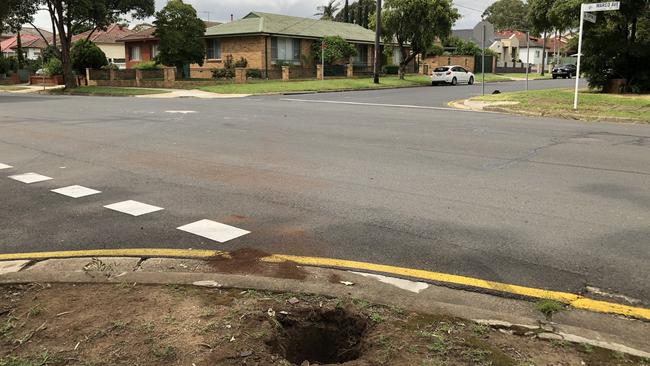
[30,0,492,31]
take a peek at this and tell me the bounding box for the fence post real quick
[85,68,91,83]
[346,63,353,78]
[109,68,116,81]
[235,68,246,84]
[282,66,290,81]
[316,64,324,80]
[135,69,142,87]
[163,67,176,88]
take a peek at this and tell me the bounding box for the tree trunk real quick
[540,31,547,75]
[60,37,75,88]
[344,0,349,22]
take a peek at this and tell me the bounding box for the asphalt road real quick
[1,79,648,305]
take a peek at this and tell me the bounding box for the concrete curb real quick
[1,256,649,356]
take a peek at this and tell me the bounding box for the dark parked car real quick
[552,64,577,79]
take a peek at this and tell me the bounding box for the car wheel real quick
[451,77,458,86]
[468,76,474,85]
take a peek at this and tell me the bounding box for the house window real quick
[352,44,368,65]
[271,37,301,64]
[535,50,540,58]
[129,45,141,61]
[206,39,221,59]
[152,44,159,58]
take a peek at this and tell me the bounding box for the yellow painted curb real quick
[1,249,649,321]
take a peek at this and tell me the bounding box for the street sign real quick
[473,21,494,95]
[574,2,620,110]
[582,2,620,11]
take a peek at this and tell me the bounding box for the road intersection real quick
[1,79,648,308]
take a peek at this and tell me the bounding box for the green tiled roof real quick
[205,11,377,44]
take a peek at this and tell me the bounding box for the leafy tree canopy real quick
[482,0,530,31]
[70,39,108,73]
[311,36,358,63]
[382,0,459,77]
[153,0,206,73]
[315,0,341,20]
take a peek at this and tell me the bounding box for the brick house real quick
[197,12,380,79]
[117,27,158,69]
[72,24,134,68]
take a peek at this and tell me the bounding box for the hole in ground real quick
[268,307,368,365]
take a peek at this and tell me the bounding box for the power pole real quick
[373,0,382,84]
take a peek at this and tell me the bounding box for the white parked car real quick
[431,65,475,86]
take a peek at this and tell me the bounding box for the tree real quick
[382,0,460,78]
[444,37,482,56]
[2,0,39,69]
[343,0,350,22]
[315,0,341,20]
[311,35,358,63]
[482,0,530,31]
[154,0,206,78]
[335,0,376,28]
[550,0,650,92]
[527,0,557,74]
[35,0,154,88]
[70,39,108,74]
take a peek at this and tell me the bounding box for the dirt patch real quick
[1,283,647,366]
[206,248,308,280]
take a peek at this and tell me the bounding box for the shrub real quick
[383,65,399,74]
[211,68,234,79]
[101,63,119,70]
[0,56,9,74]
[233,57,248,68]
[71,39,108,73]
[311,35,357,64]
[41,45,59,63]
[44,57,63,76]
[246,68,262,79]
[134,61,159,70]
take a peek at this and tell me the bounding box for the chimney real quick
[231,14,234,22]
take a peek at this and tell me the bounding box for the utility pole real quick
[373,0,382,84]
[526,31,530,91]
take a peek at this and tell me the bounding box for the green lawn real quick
[199,75,432,94]
[497,73,552,80]
[473,88,650,122]
[55,86,171,96]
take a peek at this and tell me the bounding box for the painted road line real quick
[8,172,53,184]
[165,110,197,114]
[51,185,101,198]
[177,219,250,243]
[104,200,164,216]
[0,163,13,170]
[281,98,482,112]
[0,249,648,321]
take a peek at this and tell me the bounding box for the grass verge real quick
[198,75,432,94]
[51,86,171,96]
[472,88,650,122]
[1,283,646,366]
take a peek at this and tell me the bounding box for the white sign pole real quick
[526,31,529,91]
[573,6,585,110]
[574,2,619,110]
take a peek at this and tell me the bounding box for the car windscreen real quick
[434,67,449,72]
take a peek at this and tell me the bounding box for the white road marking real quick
[281,98,474,112]
[51,185,101,198]
[0,163,13,170]
[177,219,250,243]
[165,110,197,114]
[8,172,53,184]
[349,271,430,293]
[104,200,164,216]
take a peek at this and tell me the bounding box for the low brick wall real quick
[30,75,64,85]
